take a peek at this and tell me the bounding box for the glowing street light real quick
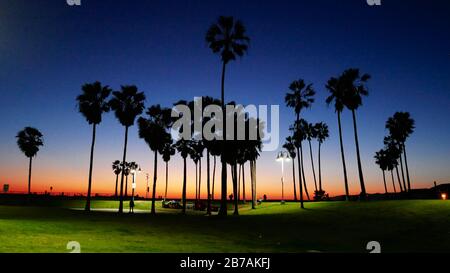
[441,193,447,200]
[276,151,291,204]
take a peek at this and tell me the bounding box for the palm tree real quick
[76,81,111,211]
[188,141,201,201]
[341,68,371,199]
[175,139,192,214]
[125,161,137,197]
[305,122,318,193]
[161,142,175,201]
[291,119,311,202]
[386,112,415,191]
[285,79,315,208]
[374,149,389,194]
[326,76,350,200]
[384,135,404,192]
[206,16,250,216]
[282,136,297,201]
[138,105,173,215]
[246,117,263,210]
[112,160,122,197]
[16,127,44,195]
[109,85,146,213]
[314,122,329,194]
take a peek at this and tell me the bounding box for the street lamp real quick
[276,151,291,204]
[131,166,141,204]
[145,173,150,200]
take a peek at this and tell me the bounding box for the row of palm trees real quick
[375,112,415,193]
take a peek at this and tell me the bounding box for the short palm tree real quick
[175,139,192,214]
[386,112,415,191]
[206,16,250,216]
[16,127,44,195]
[109,85,146,213]
[326,76,350,200]
[384,135,404,192]
[138,105,173,215]
[341,68,371,199]
[161,142,175,201]
[314,122,329,194]
[76,81,111,211]
[282,136,297,201]
[112,160,122,197]
[374,149,389,194]
[291,119,311,203]
[285,79,315,208]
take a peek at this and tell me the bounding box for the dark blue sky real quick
[0,0,449,195]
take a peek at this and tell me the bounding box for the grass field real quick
[0,200,449,253]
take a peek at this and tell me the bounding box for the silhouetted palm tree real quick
[161,142,175,201]
[76,81,111,211]
[291,119,311,202]
[326,76,350,200]
[285,79,315,208]
[384,135,404,192]
[314,122,329,194]
[109,85,146,213]
[175,139,192,214]
[138,104,173,215]
[283,136,297,201]
[16,127,44,195]
[386,112,415,191]
[206,16,250,216]
[374,149,389,194]
[341,68,371,199]
[112,160,122,197]
[125,161,137,197]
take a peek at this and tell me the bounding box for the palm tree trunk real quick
[391,170,397,193]
[242,164,246,203]
[238,163,241,201]
[164,161,169,200]
[85,123,96,211]
[182,157,187,214]
[403,143,411,191]
[395,165,403,192]
[300,143,310,201]
[206,151,211,215]
[382,170,388,194]
[296,147,304,208]
[308,140,318,192]
[28,156,32,195]
[125,175,128,197]
[318,142,322,192]
[219,61,228,216]
[114,174,118,198]
[118,126,129,213]
[250,160,256,209]
[233,164,239,215]
[337,111,350,200]
[151,150,158,215]
[292,157,297,201]
[212,155,216,201]
[198,158,202,200]
[351,110,366,197]
[195,162,198,201]
[399,155,407,193]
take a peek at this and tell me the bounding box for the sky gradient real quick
[0,0,449,199]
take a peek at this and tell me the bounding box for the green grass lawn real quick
[0,200,448,253]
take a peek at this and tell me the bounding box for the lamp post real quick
[145,173,149,200]
[131,166,141,202]
[276,151,291,204]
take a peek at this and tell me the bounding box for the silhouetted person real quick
[129,199,135,213]
[263,194,267,201]
[229,193,233,201]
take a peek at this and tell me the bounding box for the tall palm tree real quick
[314,122,329,194]
[109,85,146,213]
[192,140,205,201]
[282,136,297,201]
[112,160,122,197]
[161,142,175,201]
[305,122,318,193]
[188,141,201,201]
[206,16,250,216]
[291,119,311,202]
[384,135,405,192]
[341,68,371,199]
[175,139,192,214]
[386,112,415,191]
[374,149,389,194]
[285,79,315,208]
[16,127,44,195]
[76,81,111,211]
[138,105,173,215]
[326,76,350,200]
